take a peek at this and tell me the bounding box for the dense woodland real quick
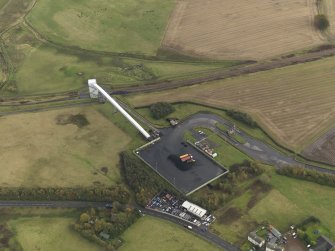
[149,102,175,119]
[190,160,266,210]
[121,150,181,206]
[0,186,129,203]
[73,206,139,251]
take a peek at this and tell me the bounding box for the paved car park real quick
[136,125,228,195]
[147,191,215,228]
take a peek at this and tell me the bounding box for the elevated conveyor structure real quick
[88,79,151,140]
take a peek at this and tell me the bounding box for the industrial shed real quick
[181,201,207,218]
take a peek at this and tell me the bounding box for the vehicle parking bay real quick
[136,125,228,195]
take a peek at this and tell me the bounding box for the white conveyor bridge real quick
[88,79,151,140]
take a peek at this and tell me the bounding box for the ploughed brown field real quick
[320,0,335,40]
[162,0,324,60]
[126,56,335,152]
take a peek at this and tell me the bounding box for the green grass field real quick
[185,127,251,167]
[8,217,103,251]
[1,24,231,95]
[14,46,229,94]
[27,0,176,55]
[212,169,335,244]
[302,222,332,243]
[0,106,131,187]
[207,133,251,167]
[119,216,222,251]
[0,0,8,10]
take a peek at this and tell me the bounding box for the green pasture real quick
[212,169,335,244]
[119,216,222,251]
[0,106,131,187]
[2,24,232,95]
[9,217,103,251]
[27,0,176,55]
[0,0,9,10]
[186,127,251,167]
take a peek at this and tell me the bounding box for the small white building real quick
[181,201,207,218]
[248,232,265,248]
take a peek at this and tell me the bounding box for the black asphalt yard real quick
[137,126,228,194]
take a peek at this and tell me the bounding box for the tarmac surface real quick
[137,125,228,194]
[138,113,335,194]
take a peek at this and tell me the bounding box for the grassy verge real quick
[185,127,251,167]
[119,216,223,251]
[0,0,8,10]
[216,123,246,144]
[95,103,147,148]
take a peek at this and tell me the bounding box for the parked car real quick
[105,203,113,208]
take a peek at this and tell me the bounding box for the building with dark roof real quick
[269,225,282,239]
[309,236,335,251]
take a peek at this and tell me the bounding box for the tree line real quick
[121,150,181,206]
[276,165,335,187]
[190,160,266,210]
[0,186,129,203]
[226,109,257,128]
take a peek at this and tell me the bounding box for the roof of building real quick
[269,225,282,238]
[266,242,284,251]
[248,232,265,245]
[99,232,110,240]
[311,236,335,251]
[181,201,207,218]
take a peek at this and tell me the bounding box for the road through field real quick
[0,200,239,251]
[125,52,335,152]
[164,113,335,174]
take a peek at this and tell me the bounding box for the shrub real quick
[149,102,175,119]
[314,14,329,31]
[226,109,257,128]
[276,165,335,188]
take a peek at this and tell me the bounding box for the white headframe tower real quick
[88,79,151,140]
